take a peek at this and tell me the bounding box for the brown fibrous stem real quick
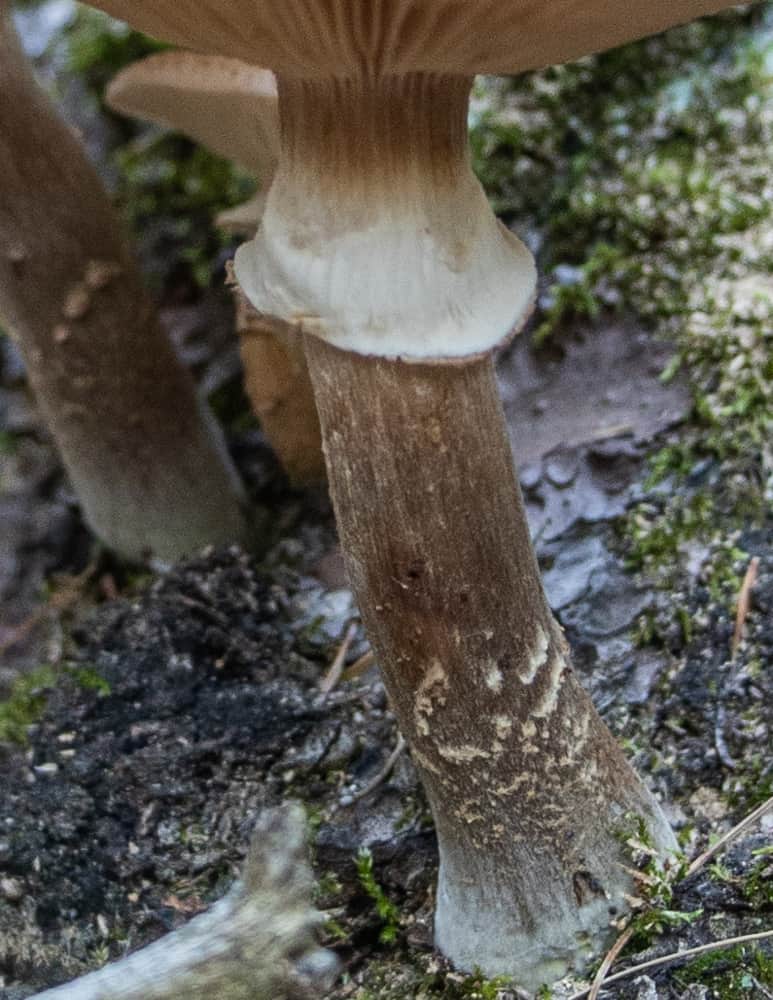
[0,7,248,561]
[235,290,324,485]
[305,334,678,989]
[235,62,678,988]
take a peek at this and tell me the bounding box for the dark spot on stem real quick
[573,869,606,905]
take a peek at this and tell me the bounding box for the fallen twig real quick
[569,929,773,999]
[350,735,406,803]
[587,926,635,1000]
[341,649,375,682]
[586,791,773,998]
[732,556,760,659]
[319,621,358,695]
[687,793,773,878]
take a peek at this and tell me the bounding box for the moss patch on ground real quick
[0,666,56,745]
[472,3,772,508]
[675,944,773,998]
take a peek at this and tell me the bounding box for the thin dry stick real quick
[716,555,759,768]
[319,621,358,695]
[587,925,635,1000]
[570,929,773,999]
[732,556,760,659]
[589,792,773,998]
[341,649,375,682]
[687,793,773,878]
[0,562,97,655]
[350,736,406,803]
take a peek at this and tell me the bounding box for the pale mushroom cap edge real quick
[106,51,278,178]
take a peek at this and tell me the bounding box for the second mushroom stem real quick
[305,333,677,988]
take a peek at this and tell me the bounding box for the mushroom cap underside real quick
[87,0,733,78]
[106,51,278,177]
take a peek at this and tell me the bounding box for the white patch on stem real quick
[495,773,531,796]
[484,661,503,693]
[518,624,549,685]
[531,651,568,719]
[413,659,449,736]
[437,744,492,763]
[494,715,512,739]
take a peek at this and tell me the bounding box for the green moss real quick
[473,6,773,492]
[114,137,254,289]
[533,243,620,345]
[314,870,343,907]
[0,429,19,456]
[354,958,515,1000]
[451,971,514,999]
[612,815,700,952]
[207,376,259,436]
[356,848,401,944]
[676,944,773,997]
[0,666,57,745]
[744,847,773,909]
[64,7,165,91]
[67,665,111,696]
[728,756,773,814]
[625,493,715,574]
[621,490,749,614]
[644,443,698,489]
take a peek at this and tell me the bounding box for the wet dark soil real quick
[0,505,770,997]
[0,548,426,995]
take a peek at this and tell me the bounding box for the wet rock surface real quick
[500,321,690,469]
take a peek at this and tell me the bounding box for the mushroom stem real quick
[305,334,677,989]
[235,290,324,485]
[236,73,535,360]
[0,7,248,562]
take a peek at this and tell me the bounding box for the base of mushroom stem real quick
[303,334,678,989]
[434,849,622,991]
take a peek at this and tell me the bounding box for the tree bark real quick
[0,7,248,562]
[305,334,677,990]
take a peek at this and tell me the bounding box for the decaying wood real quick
[0,5,248,561]
[32,804,338,1000]
[306,335,678,989]
[237,291,324,484]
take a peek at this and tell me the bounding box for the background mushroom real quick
[0,4,248,562]
[80,0,733,989]
[107,52,325,485]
